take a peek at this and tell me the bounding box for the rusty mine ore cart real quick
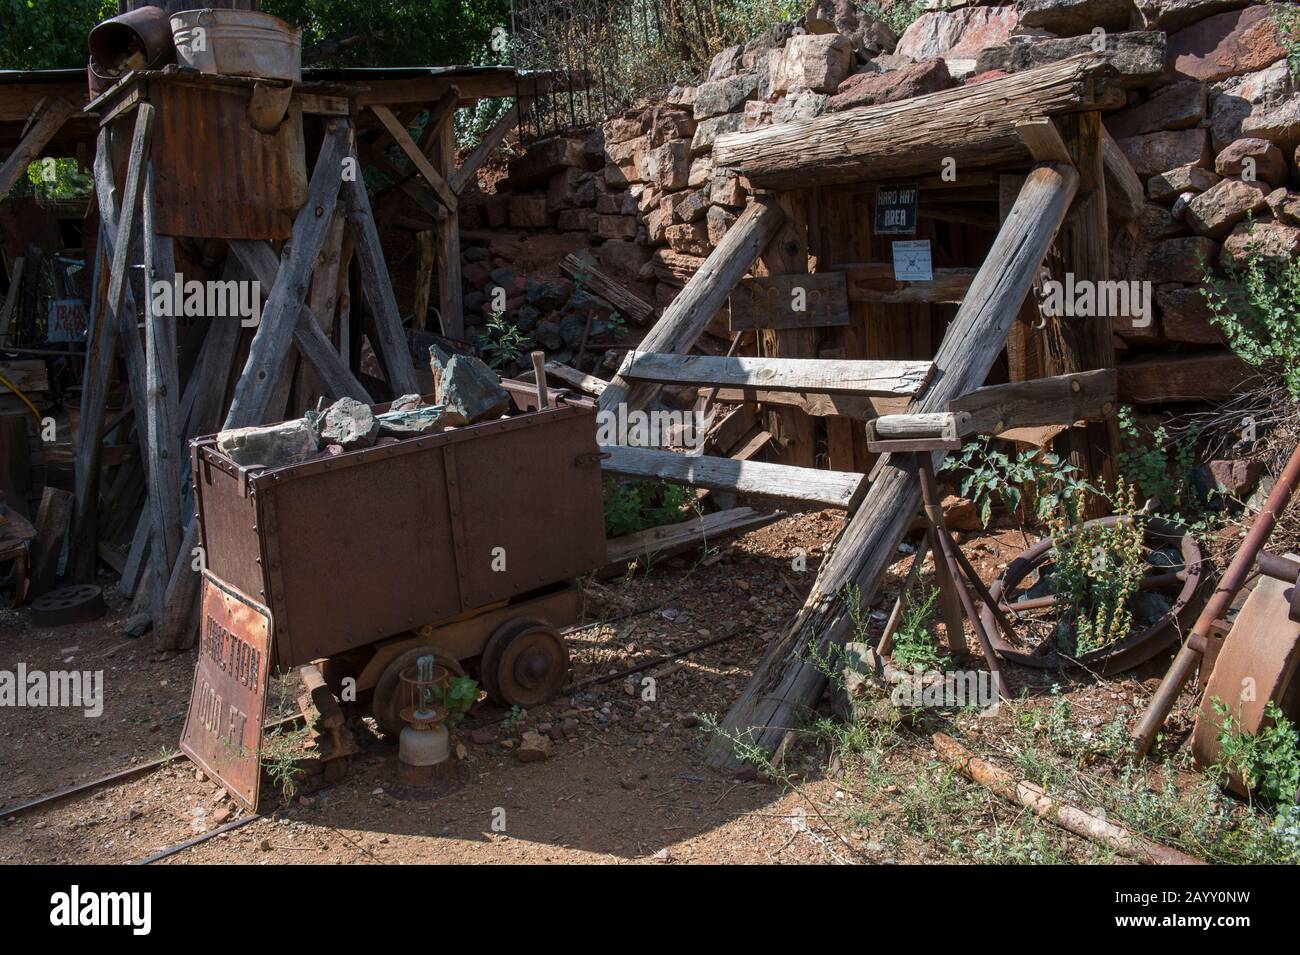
[181,381,607,807]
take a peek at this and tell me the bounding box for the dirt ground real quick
[0,509,1221,865]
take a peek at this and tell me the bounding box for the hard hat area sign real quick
[874,183,919,235]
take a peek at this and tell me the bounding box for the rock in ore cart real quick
[179,349,607,809]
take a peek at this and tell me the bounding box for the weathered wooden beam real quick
[707,161,1080,772]
[950,368,1117,436]
[561,253,655,326]
[598,197,786,415]
[713,54,1123,189]
[341,164,422,394]
[601,445,862,509]
[1118,352,1252,404]
[370,104,457,211]
[834,263,975,305]
[619,352,934,397]
[450,101,523,195]
[141,157,184,622]
[0,96,77,199]
[70,110,152,581]
[542,360,608,395]
[600,506,780,578]
[1015,117,1072,164]
[1101,127,1143,222]
[432,112,463,341]
[710,389,903,419]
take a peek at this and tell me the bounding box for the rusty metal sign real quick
[180,572,274,811]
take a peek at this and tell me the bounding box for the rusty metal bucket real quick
[170,9,302,82]
[87,5,176,95]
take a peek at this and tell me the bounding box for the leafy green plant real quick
[261,724,311,799]
[476,310,530,370]
[1275,3,1300,78]
[438,674,483,729]
[943,438,1092,529]
[602,478,692,538]
[1201,238,1300,400]
[888,585,948,671]
[1115,405,1207,518]
[1212,699,1300,808]
[1047,478,1146,656]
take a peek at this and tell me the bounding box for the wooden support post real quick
[0,97,76,199]
[70,109,153,581]
[1043,112,1119,513]
[433,110,464,341]
[706,162,1080,772]
[341,166,422,394]
[598,197,786,416]
[141,157,184,627]
[413,229,435,331]
[155,121,353,650]
[294,208,347,411]
[758,193,817,468]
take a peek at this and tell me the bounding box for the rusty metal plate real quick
[180,572,274,812]
[1192,571,1300,793]
[150,78,307,240]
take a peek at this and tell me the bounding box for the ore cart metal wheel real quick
[371,647,464,737]
[1191,573,1300,796]
[480,618,569,708]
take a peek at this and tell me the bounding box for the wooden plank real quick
[142,157,184,598]
[620,353,933,397]
[1118,353,1252,405]
[1101,127,1143,222]
[433,112,463,341]
[729,272,848,332]
[834,263,974,305]
[370,104,457,211]
[70,110,152,581]
[950,369,1117,435]
[561,254,655,326]
[1015,117,1071,164]
[0,97,76,200]
[708,161,1081,771]
[598,197,786,416]
[413,229,435,331]
[599,506,780,578]
[542,360,607,395]
[341,170,423,393]
[713,54,1124,189]
[28,486,73,596]
[601,444,862,509]
[755,193,817,469]
[0,360,48,394]
[295,208,347,411]
[711,388,902,419]
[450,102,522,195]
[0,257,24,345]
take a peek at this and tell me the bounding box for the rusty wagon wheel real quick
[480,617,570,708]
[1191,572,1300,797]
[371,647,464,736]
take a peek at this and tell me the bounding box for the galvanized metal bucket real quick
[170,9,302,82]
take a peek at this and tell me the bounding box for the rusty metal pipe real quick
[1258,552,1300,584]
[1132,441,1300,758]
